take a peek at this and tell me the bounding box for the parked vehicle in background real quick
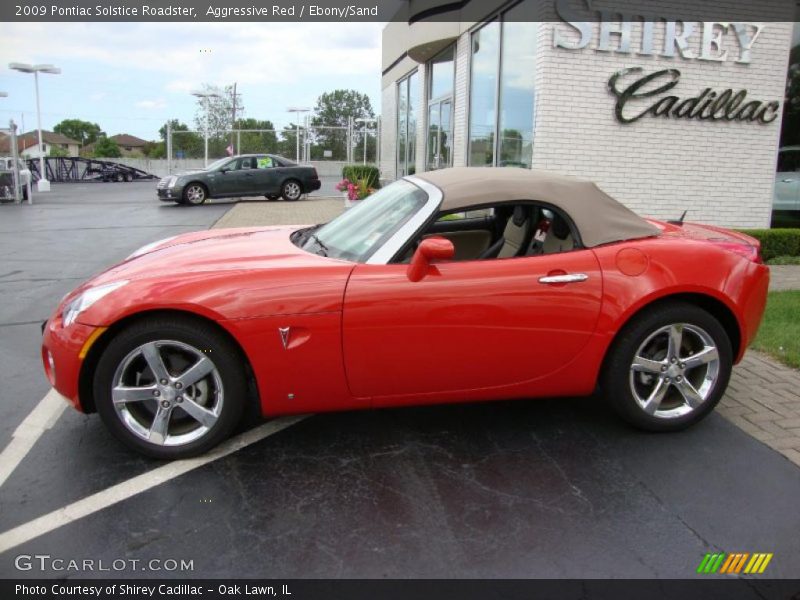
[0,156,31,201]
[774,146,800,213]
[157,154,321,205]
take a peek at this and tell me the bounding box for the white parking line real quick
[0,389,67,489]
[0,414,308,554]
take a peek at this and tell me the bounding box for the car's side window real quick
[239,158,255,170]
[397,201,578,264]
[257,156,274,169]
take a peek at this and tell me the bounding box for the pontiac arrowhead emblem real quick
[278,327,291,350]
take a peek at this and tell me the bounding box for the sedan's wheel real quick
[603,302,732,431]
[115,172,124,183]
[183,184,207,205]
[94,317,247,458]
[281,180,302,202]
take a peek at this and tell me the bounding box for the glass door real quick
[426,99,453,171]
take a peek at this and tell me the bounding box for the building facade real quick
[380,0,798,228]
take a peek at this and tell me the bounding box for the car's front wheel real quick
[183,183,207,205]
[281,179,302,202]
[94,316,247,459]
[603,302,732,431]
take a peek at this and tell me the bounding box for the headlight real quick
[166,175,179,188]
[126,235,178,260]
[62,281,128,327]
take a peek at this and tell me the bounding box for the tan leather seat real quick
[497,206,531,258]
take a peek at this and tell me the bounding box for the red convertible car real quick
[42,168,769,458]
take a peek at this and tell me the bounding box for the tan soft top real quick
[414,167,661,248]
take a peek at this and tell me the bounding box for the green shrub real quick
[342,164,380,189]
[737,229,800,262]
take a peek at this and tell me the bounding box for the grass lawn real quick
[752,290,800,370]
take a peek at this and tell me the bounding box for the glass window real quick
[407,72,418,174]
[429,45,455,100]
[498,15,536,168]
[468,10,537,168]
[468,21,500,166]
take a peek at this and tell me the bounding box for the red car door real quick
[342,249,604,400]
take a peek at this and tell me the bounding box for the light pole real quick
[287,107,310,163]
[191,90,221,168]
[355,117,377,165]
[9,63,60,192]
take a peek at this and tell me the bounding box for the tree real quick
[235,118,278,154]
[93,136,121,158]
[193,84,242,138]
[53,119,104,146]
[310,89,375,161]
[159,119,203,159]
[48,145,69,157]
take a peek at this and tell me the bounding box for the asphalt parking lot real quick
[0,182,799,579]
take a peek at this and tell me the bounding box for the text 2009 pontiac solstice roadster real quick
[42,168,769,458]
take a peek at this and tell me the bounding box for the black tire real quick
[182,183,207,206]
[125,173,133,182]
[94,316,247,459]
[281,179,303,202]
[602,301,732,432]
[115,172,124,183]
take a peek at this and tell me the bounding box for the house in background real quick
[110,133,149,157]
[7,130,82,158]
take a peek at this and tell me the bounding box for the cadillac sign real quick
[553,0,782,125]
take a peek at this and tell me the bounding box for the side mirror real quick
[407,237,455,282]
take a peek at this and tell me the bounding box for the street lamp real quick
[355,117,377,165]
[9,62,60,192]
[287,107,311,163]
[191,90,221,168]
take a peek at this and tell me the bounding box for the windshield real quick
[302,179,428,262]
[205,157,233,171]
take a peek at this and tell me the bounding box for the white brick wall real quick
[452,33,471,167]
[532,20,792,228]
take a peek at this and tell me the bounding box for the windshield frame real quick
[365,176,442,264]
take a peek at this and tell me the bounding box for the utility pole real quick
[230,82,237,154]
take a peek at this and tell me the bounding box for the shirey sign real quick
[552,0,782,124]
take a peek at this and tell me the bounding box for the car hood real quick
[92,226,347,284]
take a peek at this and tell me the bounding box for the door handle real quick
[538,273,589,284]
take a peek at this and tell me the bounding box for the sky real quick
[0,22,385,141]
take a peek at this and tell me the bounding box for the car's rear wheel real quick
[281,179,302,202]
[115,172,124,183]
[94,317,247,459]
[183,183,207,205]
[603,302,732,431]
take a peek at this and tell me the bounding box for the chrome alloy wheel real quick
[111,340,224,446]
[185,184,206,204]
[283,181,301,200]
[628,323,720,419]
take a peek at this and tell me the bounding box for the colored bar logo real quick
[697,552,773,574]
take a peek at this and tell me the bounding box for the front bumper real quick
[41,316,101,412]
[157,185,184,201]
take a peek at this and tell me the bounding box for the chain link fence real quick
[167,120,379,167]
